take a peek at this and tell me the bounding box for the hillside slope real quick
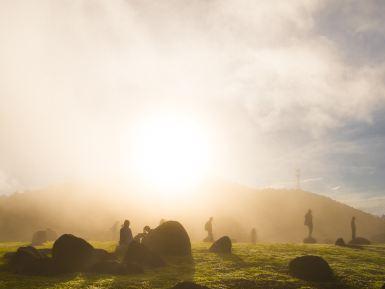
[0,181,384,242]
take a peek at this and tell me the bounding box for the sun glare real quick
[131,116,211,192]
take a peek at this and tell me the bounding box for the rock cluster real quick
[7,221,191,276]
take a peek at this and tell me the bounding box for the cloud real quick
[315,0,385,65]
[0,0,384,213]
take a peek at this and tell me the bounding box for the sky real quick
[0,0,385,215]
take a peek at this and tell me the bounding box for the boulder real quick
[5,249,52,263]
[8,246,52,275]
[335,238,346,246]
[289,255,334,282]
[38,248,52,255]
[3,252,15,260]
[94,248,115,262]
[123,241,165,268]
[9,235,121,275]
[171,281,210,289]
[209,236,232,254]
[115,244,128,257]
[8,246,42,273]
[349,237,371,245]
[35,258,58,275]
[89,260,143,275]
[303,237,317,244]
[31,230,48,246]
[31,229,58,246]
[46,228,58,241]
[142,221,191,257]
[335,238,363,249]
[52,234,96,273]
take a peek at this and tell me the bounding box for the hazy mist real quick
[1,181,384,243]
[1,0,385,215]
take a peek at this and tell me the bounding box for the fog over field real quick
[1,181,384,243]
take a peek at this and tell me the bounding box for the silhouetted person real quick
[304,209,313,238]
[251,228,257,244]
[119,220,133,246]
[134,225,152,243]
[204,217,214,242]
[351,216,356,240]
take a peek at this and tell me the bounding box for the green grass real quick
[1,242,384,289]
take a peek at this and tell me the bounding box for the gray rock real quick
[303,237,317,244]
[123,241,165,268]
[46,228,58,241]
[52,234,95,273]
[335,238,345,246]
[289,255,334,282]
[209,236,232,254]
[349,237,371,245]
[8,246,54,275]
[142,221,191,257]
[31,231,48,246]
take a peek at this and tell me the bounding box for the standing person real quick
[119,220,133,246]
[204,217,214,242]
[251,228,257,244]
[351,216,356,240]
[304,209,313,238]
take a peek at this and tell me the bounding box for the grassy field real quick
[0,241,384,289]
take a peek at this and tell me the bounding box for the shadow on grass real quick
[0,254,195,289]
[289,274,354,289]
[309,280,353,289]
[223,276,353,289]
[106,257,196,289]
[225,278,299,289]
[217,253,246,265]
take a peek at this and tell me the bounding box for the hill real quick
[0,181,384,243]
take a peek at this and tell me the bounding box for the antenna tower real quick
[296,169,301,190]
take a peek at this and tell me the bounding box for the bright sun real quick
[131,116,211,192]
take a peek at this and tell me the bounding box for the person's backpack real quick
[204,222,209,231]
